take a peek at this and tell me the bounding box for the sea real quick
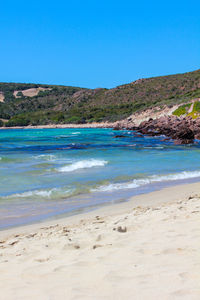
[0,128,200,229]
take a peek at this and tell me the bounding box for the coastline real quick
[1,180,200,236]
[0,181,200,299]
[0,122,116,130]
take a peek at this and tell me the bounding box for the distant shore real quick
[0,122,117,130]
[0,181,200,299]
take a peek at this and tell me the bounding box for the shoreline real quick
[1,178,200,234]
[0,181,200,299]
[0,122,116,130]
[0,180,199,236]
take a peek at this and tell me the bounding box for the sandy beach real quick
[0,182,200,300]
[0,122,116,130]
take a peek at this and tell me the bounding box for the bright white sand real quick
[0,182,200,300]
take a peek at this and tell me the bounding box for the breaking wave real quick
[2,170,200,202]
[57,159,108,172]
[2,187,76,200]
[92,170,200,192]
[33,154,57,161]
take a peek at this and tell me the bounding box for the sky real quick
[0,0,199,88]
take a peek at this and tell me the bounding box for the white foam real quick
[56,135,70,138]
[143,146,164,149]
[34,154,57,161]
[92,171,200,193]
[5,187,76,199]
[58,159,108,172]
[72,132,80,135]
[6,188,57,199]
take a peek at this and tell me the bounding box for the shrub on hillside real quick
[6,116,30,127]
[172,103,191,116]
[193,101,200,112]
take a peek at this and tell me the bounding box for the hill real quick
[0,69,200,127]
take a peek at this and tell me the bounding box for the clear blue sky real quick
[0,0,199,88]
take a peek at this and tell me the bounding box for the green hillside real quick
[0,69,200,126]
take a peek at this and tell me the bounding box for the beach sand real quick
[0,182,200,300]
[0,122,116,130]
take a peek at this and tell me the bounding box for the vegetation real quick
[187,101,200,119]
[172,104,191,116]
[173,100,200,118]
[0,69,200,126]
[193,101,200,112]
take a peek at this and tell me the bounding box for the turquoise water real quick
[0,128,200,229]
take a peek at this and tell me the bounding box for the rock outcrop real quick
[114,116,200,144]
[137,116,196,144]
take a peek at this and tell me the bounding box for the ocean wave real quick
[72,132,80,135]
[33,154,57,161]
[92,170,200,192]
[143,146,164,149]
[57,159,108,172]
[2,170,200,201]
[11,189,55,198]
[3,187,75,200]
[56,135,71,139]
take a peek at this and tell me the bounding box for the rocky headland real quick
[114,115,200,144]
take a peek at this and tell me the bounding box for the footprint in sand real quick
[96,234,102,241]
[62,243,81,250]
[35,257,50,263]
[179,272,189,280]
[93,244,103,249]
[171,289,194,297]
